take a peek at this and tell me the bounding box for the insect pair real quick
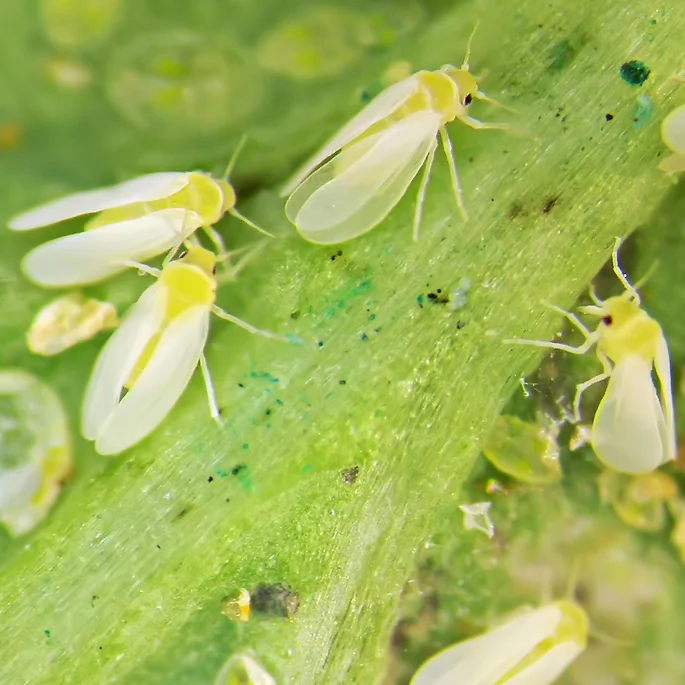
[508,238,675,475]
[9,146,286,456]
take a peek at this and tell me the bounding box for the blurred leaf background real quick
[1,0,684,683]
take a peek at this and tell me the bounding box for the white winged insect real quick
[8,138,270,288]
[410,600,587,685]
[81,244,284,456]
[281,25,524,244]
[507,238,675,475]
[659,103,685,176]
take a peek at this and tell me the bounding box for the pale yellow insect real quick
[9,138,269,287]
[507,238,675,474]
[659,74,685,175]
[281,24,523,244]
[411,600,587,685]
[0,369,73,536]
[27,293,119,356]
[81,244,285,456]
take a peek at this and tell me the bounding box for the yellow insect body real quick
[82,246,282,456]
[508,239,675,474]
[9,140,268,287]
[282,26,520,244]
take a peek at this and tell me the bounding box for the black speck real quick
[620,60,650,87]
[265,408,272,416]
[225,498,231,503]
[361,332,369,342]
[317,341,324,349]
[207,476,214,483]
[172,506,191,522]
[156,544,161,549]
[541,196,559,214]
[330,250,343,261]
[602,315,613,326]
[290,310,301,320]
[252,583,300,620]
[605,113,614,121]
[456,320,467,330]
[341,465,360,483]
[231,464,247,476]
[509,202,525,219]
[238,382,244,388]
[427,291,450,305]
[339,380,347,385]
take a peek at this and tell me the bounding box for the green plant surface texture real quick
[0,0,682,683]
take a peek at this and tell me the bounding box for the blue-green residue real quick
[242,443,249,450]
[416,295,425,308]
[633,95,654,130]
[216,469,228,478]
[619,60,650,87]
[361,332,369,342]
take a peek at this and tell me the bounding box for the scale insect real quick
[507,238,675,475]
[8,138,269,288]
[81,244,285,456]
[281,24,523,245]
[410,600,587,685]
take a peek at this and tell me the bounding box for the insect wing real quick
[410,605,562,685]
[505,642,584,685]
[93,305,210,456]
[661,105,685,154]
[82,283,167,442]
[9,172,190,230]
[21,208,202,287]
[592,355,668,473]
[280,75,421,195]
[654,332,676,462]
[287,110,441,244]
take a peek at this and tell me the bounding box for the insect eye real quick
[464,93,473,106]
[602,315,613,326]
[212,265,217,275]
[179,250,188,259]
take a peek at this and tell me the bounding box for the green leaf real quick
[0,0,679,683]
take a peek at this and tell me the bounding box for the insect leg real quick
[572,371,610,423]
[199,352,222,425]
[588,283,605,307]
[461,115,539,143]
[610,237,642,305]
[412,142,437,241]
[222,134,248,180]
[439,128,468,222]
[211,306,289,342]
[460,20,480,69]
[228,208,275,238]
[216,240,268,285]
[116,261,161,278]
[540,301,595,340]
[474,92,518,115]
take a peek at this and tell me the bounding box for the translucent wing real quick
[654,332,676,462]
[82,283,167,442]
[9,172,190,230]
[21,208,202,287]
[661,105,685,154]
[280,75,422,195]
[592,355,668,474]
[286,110,441,244]
[410,605,561,685]
[93,305,210,456]
[506,642,584,685]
